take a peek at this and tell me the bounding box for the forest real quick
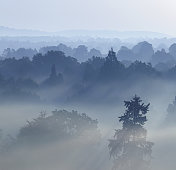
[2,0,176,168]
[0,41,175,170]
[0,42,176,104]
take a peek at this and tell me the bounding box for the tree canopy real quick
[17,110,100,145]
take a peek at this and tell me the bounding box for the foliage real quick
[108,95,153,170]
[0,45,176,103]
[42,64,64,87]
[17,110,100,145]
[99,48,125,81]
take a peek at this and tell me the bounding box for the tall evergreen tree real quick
[42,64,63,87]
[108,95,153,170]
[99,48,125,81]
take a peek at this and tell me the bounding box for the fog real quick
[1,0,176,168]
[0,39,175,170]
[0,80,175,170]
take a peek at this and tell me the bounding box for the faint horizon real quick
[0,25,173,39]
[1,0,176,36]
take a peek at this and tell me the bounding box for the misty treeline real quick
[0,96,153,170]
[1,44,103,61]
[2,41,176,68]
[0,43,176,104]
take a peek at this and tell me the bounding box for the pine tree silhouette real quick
[108,95,153,170]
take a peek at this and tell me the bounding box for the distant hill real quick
[0,26,171,39]
[56,30,170,39]
[0,26,49,36]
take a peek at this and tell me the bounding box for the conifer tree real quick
[108,95,153,170]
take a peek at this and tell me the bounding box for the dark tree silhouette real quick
[127,61,158,79]
[42,64,64,86]
[99,48,125,81]
[108,95,153,170]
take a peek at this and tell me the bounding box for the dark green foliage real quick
[108,95,153,170]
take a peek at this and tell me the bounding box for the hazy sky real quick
[1,0,176,35]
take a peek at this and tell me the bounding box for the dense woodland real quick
[1,41,176,104]
[1,0,176,168]
[0,41,175,170]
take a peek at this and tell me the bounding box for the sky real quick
[0,0,176,35]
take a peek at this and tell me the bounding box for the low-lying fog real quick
[0,81,175,170]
